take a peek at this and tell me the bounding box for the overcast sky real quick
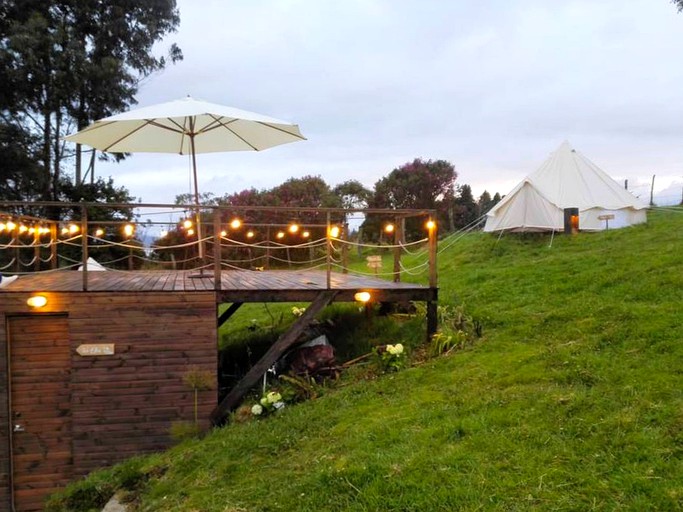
[95,0,683,207]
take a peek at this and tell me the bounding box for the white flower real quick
[394,343,404,355]
[251,404,263,416]
[267,391,282,404]
[386,344,394,354]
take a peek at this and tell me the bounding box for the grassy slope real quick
[50,209,683,511]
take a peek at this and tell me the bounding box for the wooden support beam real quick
[211,290,338,425]
[217,302,243,328]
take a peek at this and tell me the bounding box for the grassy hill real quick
[49,208,683,511]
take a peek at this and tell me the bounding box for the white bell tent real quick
[484,142,648,233]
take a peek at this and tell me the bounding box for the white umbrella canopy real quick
[64,96,306,263]
[64,96,306,155]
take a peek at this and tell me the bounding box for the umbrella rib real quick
[207,115,259,150]
[256,121,307,140]
[102,120,157,151]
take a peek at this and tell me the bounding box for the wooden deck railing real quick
[0,201,438,293]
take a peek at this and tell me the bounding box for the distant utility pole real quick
[624,179,628,190]
[649,174,656,206]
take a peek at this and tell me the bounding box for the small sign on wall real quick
[76,344,115,356]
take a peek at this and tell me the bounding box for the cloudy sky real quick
[95,0,683,207]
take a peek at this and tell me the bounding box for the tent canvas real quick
[484,141,648,232]
[78,257,107,271]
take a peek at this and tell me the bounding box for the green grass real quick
[48,208,683,511]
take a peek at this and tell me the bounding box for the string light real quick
[0,222,5,232]
[246,230,255,239]
[28,227,36,235]
[426,220,436,230]
[68,224,79,234]
[187,228,195,236]
[302,230,310,238]
[288,223,299,234]
[95,228,105,237]
[61,227,69,235]
[329,226,340,238]
[276,231,285,239]
[384,223,395,234]
[230,218,242,229]
[183,219,193,229]
[6,221,16,232]
[123,224,134,237]
[19,225,28,234]
[220,230,227,237]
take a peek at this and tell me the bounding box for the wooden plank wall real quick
[0,291,217,509]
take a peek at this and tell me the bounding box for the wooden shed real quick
[0,282,217,511]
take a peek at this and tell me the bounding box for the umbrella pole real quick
[189,133,205,266]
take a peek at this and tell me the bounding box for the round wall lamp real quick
[27,295,48,308]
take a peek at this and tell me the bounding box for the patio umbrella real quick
[64,96,306,260]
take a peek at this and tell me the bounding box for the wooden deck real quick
[1,269,436,303]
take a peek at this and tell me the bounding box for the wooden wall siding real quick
[0,318,9,511]
[0,291,217,510]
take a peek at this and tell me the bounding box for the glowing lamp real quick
[183,219,193,229]
[246,230,255,239]
[28,227,36,235]
[123,224,134,237]
[61,227,69,235]
[302,230,310,238]
[220,230,227,237]
[288,224,299,234]
[354,291,372,303]
[187,228,195,236]
[276,231,285,239]
[329,226,340,238]
[6,221,16,231]
[68,223,79,234]
[0,222,5,232]
[27,295,48,308]
[230,218,242,229]
[95,228,105,237]
[19,225,28,234]
[426,220,436,230]
[384,223,395,234]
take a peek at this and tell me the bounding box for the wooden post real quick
[265,226,271,270]
[427,215,438,341]
[341,222,349,274]
[81,205,88,291]
[213,208,222,290]
[50,222,57,270]
[33,227,40,272]
[392,216,401,283]
[428,216,437,289]
[326,211,332,289]
[649,174,656,206]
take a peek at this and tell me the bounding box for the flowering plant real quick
[291,306,306,317]
[251,390,286,417]
[375,343,406,372]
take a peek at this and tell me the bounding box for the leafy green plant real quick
[374,343,406,372]
[182,366,215,427]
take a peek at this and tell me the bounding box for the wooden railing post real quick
[213,208,222,290]
[393,216,402,283]
[326,212,332,289]
[50,222,57,270]
[81,205,88,291]
[341,222,349,274]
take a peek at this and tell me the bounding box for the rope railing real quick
[0,201,441,290]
